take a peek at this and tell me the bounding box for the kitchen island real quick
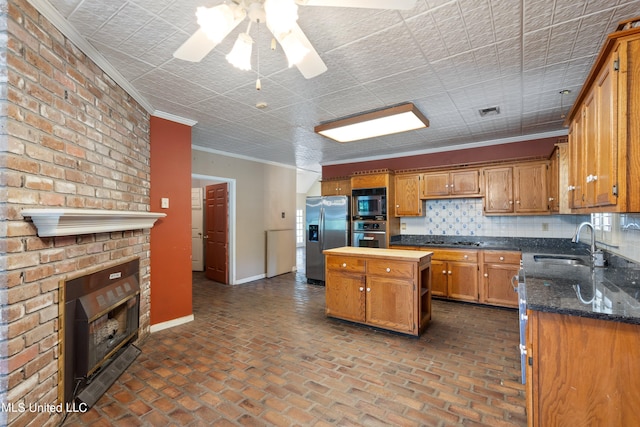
[323,247,432,336]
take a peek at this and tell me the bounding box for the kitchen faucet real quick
[571,221,596,261]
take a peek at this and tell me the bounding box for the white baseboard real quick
[234,273,266,284]
[150,314,194,333]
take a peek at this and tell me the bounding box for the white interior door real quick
[191,187,204,271]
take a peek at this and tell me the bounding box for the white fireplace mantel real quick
[21,208,167,237]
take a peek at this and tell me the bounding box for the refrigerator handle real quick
[319,207,325,250]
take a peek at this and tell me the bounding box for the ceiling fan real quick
[173,0,416,79]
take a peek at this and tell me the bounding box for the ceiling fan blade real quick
[297,0,416,10]
[173,9,245,62]
[173,29,219,62]
[275,23,327,79]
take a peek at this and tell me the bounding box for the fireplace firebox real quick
[60,258,141,406]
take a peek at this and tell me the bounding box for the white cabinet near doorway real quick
[191,187,204,271]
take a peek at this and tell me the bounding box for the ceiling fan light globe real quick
[196,5,235,43]
[280,33,309,67]
[226,33,253,71]
[264,0,298,34]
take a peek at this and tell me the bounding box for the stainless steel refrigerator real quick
[305,196,350,284]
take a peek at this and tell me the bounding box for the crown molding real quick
[27,0,155,114]
[153,111,198,127]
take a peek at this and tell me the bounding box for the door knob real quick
[203,235,209,239]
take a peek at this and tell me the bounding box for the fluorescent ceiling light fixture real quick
[314,103,429,143]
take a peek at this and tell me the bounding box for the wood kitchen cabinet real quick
[548,142,570,213]
[324,247,432,336]
[526,310,640,427]
[483,161,550,215]
[394,173,422,216]
[479,250,520,308]
[321,178,351,196]
[566,17,640,212]
[422,169,481,199]
[427,249,479,302]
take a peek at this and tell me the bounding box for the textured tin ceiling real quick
[36,0,640,172]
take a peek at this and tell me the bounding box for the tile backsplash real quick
[400,198,640,263]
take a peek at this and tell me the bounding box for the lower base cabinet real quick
[324,247,432,336]
[480,250,520,307]
[526,310,640,427]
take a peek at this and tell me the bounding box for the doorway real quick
[192,174,236,285]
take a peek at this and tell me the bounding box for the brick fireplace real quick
[2,1,152,426]
[60,258,141,407]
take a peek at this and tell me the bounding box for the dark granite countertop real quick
[390,234,591,254]
[391,234,640,324]
[522,253,640,325]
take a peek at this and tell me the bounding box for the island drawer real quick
[366,260,414,279]
[326,255,366,273]
[483,251,521,264]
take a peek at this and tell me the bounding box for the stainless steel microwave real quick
[352,188,386,219]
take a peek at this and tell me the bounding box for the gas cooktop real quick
[423,240,481,247]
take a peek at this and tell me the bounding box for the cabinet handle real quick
[567,185,576,191]
[442,270,447,275]
[396,204,400,208]
[448,271,452,275]
[516,200,521,204]
[484,273,488,277]
[445,184,449,188]
[499,256,504,261]
[386,267,391,273]
[359,287,364,292]
[509,200,513,205]
[463,255,468,259]
[548,197,555,202]
[366,287,371,292]
[342,263,347,268]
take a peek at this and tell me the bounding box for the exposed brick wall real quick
[1,1,151,425]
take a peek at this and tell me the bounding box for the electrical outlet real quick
[281,212,285,219]
[541,222,549,231]
[401,223,407,230]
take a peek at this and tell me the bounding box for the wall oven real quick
[352,188,386,219]
[352,220,387,248]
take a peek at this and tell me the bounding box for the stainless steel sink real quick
[533,254,590,266]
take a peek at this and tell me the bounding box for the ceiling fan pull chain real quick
[256,19,261,90]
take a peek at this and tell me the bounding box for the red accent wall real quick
[150,117,193,325]
[322,137,559,179]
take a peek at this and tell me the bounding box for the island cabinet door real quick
[365,276,415,334]
[325,270,365,323]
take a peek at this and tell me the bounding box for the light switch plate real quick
[161,198,169,209]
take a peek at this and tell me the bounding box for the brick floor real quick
[64,270,526,426]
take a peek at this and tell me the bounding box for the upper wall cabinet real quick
[549,142,571,214]
[395,174,422,216]
[422,169,481,199]
[483,161,550,215]
[567,17,640,213]
[321,178,351,196]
